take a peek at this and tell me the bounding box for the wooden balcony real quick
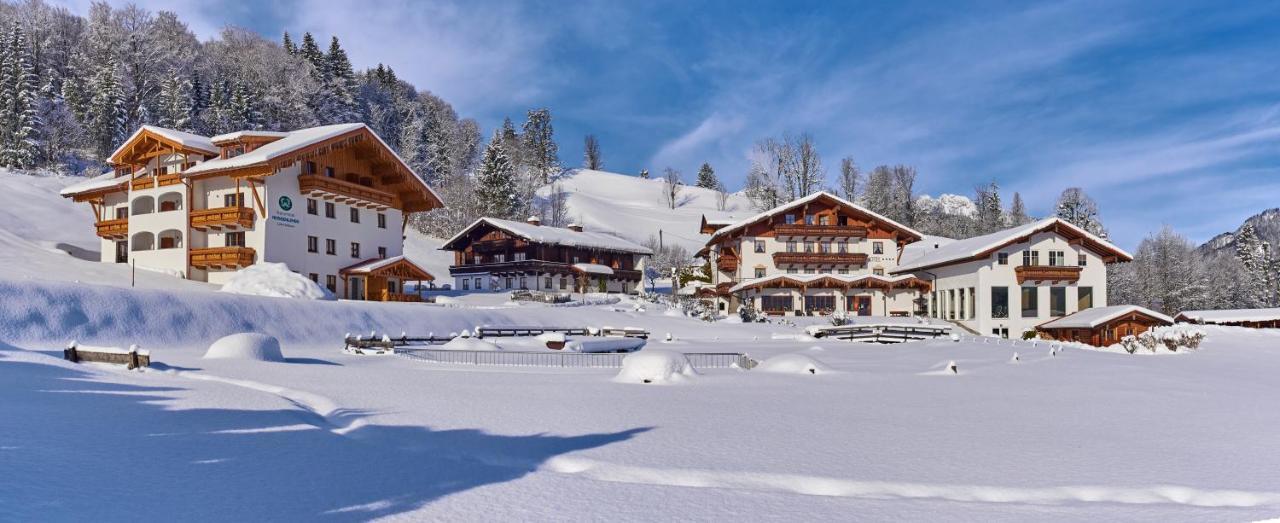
[190,206,255,230]
[130,173,183,191]
[773,252,868,266]
[450,260,643,281]
[298,174,396,209]
[716,254,738,273]
[774,224,868,238]
[189,247,255,269]
[94,218,129,239]
[1015,265,1082,284]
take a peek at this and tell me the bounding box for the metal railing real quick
[396,349,754,370]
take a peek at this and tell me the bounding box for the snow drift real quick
[756,353,832,375]
[203,333,284,362]
[219,262,334,300]
[614,350,697,384]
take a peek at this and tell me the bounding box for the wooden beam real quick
[247,179,266,216]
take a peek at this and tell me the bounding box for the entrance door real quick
[848,296,872,316]
[115,240,128,263]
[350,278,364,300]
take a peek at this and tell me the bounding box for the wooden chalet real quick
[1037,305,1174,346]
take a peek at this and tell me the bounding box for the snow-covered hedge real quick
[1120,325,1207,354]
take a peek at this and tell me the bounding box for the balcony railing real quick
[772,252,869,266]
[298,174,396,208]
[190,206,255,230]
[1014,265,1083,284]
[450,260,642,281]
[189,246,256,269]
[716,254,738,273]
[130,173,183,191]
[94,218,129,239]
[774,224,868,238]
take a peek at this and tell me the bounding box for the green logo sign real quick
[278,195,293,211]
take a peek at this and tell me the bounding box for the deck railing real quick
[190,206,255,230]
[772,252,869,266]
[130,173,183,191]
[298,174,396,208]
[774,224,868,238]
[189,246,255,269]
[94,218,129,238]
[1014,265,1082,284]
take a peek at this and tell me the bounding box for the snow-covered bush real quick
[828,312,849,327]
[219,263,334,300]
[204,333,284,362]
[1137,331,1159,353]
[1153,325,1207,351]
[614,350,697,384]
[1119,335,1140,354]
[738,302,759,323]
[756,353,831,375]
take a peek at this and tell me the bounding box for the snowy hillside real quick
[543,169,753,253]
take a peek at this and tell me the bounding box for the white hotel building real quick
[60,124,440,301]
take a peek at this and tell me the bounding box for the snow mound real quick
[439,336,502,351]
[203,333,284,362]
[433,295,460,305]
[757,353,832,375]
[614,350,697,384]
[218,263,334,300]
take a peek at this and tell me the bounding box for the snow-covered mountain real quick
[1198,208,1280,255]
[915,193,977,218]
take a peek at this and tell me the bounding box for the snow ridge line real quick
[161,370,369,435]
[541,457,1280,508]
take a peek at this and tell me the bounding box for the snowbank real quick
[203,333,284,362]
[756,353,832,375]
[439,336,503,351]
[218,263,334,300]
[566,337,646,353]
[614,350,697,384]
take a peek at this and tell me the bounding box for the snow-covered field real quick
[4,171,1280,521]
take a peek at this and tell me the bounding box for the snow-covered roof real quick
[1037,305,1174,329]
[1175,308,1280,324]
[110,125,218,161]
[442,217,653,255]
[893,218,1131,273]
[59,171,127,197]
[728,273,926,293]
[185,123,442,207]
[210,130,291,143]
[572,263,614,275]
[708,191,924,243]
[339,255,434,279]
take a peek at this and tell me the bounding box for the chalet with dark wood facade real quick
[442,217,652,293]
[1037,305,1174,346]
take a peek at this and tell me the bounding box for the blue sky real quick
[62,0,1280,249]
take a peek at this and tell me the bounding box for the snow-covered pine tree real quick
[583,134,601,169]
[1233,224,1272,306]
[322,36,360,124]
[155,74,192,130]
[638,168,649,179]
[0,22,41,168]
[838,156,860,202]
[282,32,297,56]
[35,76,80,170]
[695,162,718,189]
[475,131,519,218]
[521,108,560,184]
[862,166,893,219]
[974,181,1003,234]
[298,32,326,80]
[1055,187,1107,238]
[498,117,523,169]
[1132,226,1208,314]
[230,81,261,130]
[1009,192,1030,226]
[86,58,125,159]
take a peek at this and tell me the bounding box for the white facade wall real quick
[98,192,129,263]
[923,231,1110,337]
[121,153,191,276]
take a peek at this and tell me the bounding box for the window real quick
[462,279,470,290]
[754,267,766,278]
[804,295,835,312]
[350,242,360,258]
[325,275,336,293]
[519,277,527,289]
[786,268,798,274]
[325,239,336,255]
[308,273,318,283]
[559,277,567,290]
[761,295,793,312]
[804,241,814,253]
[224,231,245,247]
[504,277,513,289]
[514,252,526,262]
[324,166,335,178]
[378,246,387,259]
[1078,254,1087,266]
[116,207,128,219]
[307,235,318,253]
[784,214,796,224]
[304,161,317,174]
[836,268,849,274]
[838,241,847,253]
[803,267,816,274]
[378,213,387,229]
[991,286,1009,319]
[1050,287,1066,316]
[786,241,797,253]
[350,208,360,223]
[324,202,335,218]
[997,252,1009,265]
[494,253,506,263]
[818,215,829,225]
[1078,286,1093,310]
[992,327,1009,339]
[873,268,884,276]
[1021,287,1038,318]
[805,214,815,225]
[818,268,831,274]
[872,241,884,255]
[544,277,553,289]
[307,198,317,215]
[754,240,765,253]
[223,193,244,208]
[820,241,832,253]
[1049,251,1065,267]
[475,277,482,290]
[1022,250,1040,266]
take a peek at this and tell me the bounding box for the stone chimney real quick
[567,223,584,232]
[526,215,541,226]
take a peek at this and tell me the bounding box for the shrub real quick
[1120,335,1140,354]
[1021,330,1038,340]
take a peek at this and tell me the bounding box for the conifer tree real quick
[322,36,359,123]
[0,22,41,168]
[86,58,124,159]
[475,131,518,218]
[282,32,296,56]
[695,162,718,189]
[521,108,559,184]
[638,168,649,179]
[1009,192,1030,226]
[1055,187,1107,237]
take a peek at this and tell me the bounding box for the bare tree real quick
[787,133,824,199]
[539,182,570,227]
[661,167,683,209]
[714,180,730,211]
[583,134,602,170]
[838,156,861,201]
